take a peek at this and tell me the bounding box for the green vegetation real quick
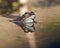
[0,0,19,15]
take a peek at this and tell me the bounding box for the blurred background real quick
[0,0,60,15]
[0,0,60,48]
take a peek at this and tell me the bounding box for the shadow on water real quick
[46,42,60,48]
[35,22,60,48]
